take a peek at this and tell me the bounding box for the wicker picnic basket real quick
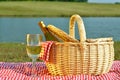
[44,14,114,76]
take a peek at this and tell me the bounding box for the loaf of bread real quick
[47,25,79,42]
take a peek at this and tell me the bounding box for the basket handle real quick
[69,14,86,42]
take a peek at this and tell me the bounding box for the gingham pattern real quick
[0,61,120,80]
[39,41,54,62]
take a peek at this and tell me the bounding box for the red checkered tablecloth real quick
[0,61,120,80]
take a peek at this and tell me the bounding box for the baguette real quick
[47,25,79,42]
[38,21,60,41]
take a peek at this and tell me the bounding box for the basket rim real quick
[55,37,114,45]
[55,41,114,45]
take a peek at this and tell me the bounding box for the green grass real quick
[0,43,31,62]
[114,42,120,60]
[0,42,119,62]
[0,1,120,17]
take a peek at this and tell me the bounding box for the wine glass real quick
[26,34,42,77]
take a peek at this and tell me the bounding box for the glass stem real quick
[32,58,36,76]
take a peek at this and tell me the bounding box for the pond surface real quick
[0,17,120,42]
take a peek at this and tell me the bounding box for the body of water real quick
[0,17,120,42]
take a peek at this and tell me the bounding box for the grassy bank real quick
[0,42,119,62]
[0,1,120,17]
[0,43,31,62]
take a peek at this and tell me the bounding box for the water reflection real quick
[0,17,120,42]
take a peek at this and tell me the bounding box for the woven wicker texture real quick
[45,14,114,76]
